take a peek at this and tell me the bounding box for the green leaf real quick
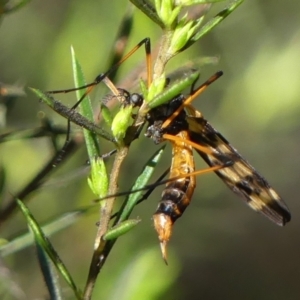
[0,209,89,257]
[117,145,166,223]
[100,103,113,127]
[176,0,226,5]
[71,46,100,160]
[191,0,244,42]
[30,88,114,142]
[16,199,82,299]
[148,69,200,109]
[130,0,165,28]
[36,244,63,300]
[103,219,141,240]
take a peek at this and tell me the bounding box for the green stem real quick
[83,146,129,300]
[152,30,174,82]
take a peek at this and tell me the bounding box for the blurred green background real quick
[0,0,300,299]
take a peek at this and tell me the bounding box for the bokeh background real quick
[0,0,300,299]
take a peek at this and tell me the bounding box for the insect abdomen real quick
[155,178,192,221]
[153,130,196,262]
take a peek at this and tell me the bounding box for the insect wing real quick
[185,106,291,226]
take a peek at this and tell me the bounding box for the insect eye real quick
[130,93,143,107]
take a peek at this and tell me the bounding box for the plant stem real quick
[152,30,174,81]
[83,146,129,300]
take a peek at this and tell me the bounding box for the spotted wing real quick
[185,106,291,226]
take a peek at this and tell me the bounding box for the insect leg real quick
[162,71,223,129]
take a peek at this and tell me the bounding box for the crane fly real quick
[44,37,290,262]
[93,71,291,262]
[138,72,291,261]
[144,89,229,262]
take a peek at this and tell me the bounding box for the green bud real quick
[169,19,194,54]
[139,79,148,99]
[156,0,181,28]
[87,157,108,198]
[111,105,133,143]
[147,73,166,101]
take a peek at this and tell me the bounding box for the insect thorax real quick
[145,94,189,144]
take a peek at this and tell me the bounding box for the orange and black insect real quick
[144,92,227,262]
[44,37,291,261]
[141,72,291,261]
